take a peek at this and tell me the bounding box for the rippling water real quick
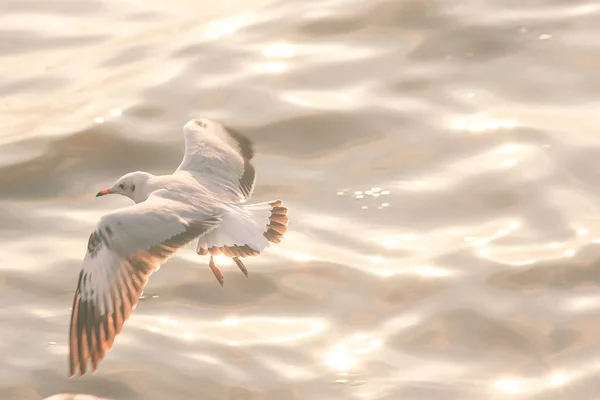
[2,0,600,399]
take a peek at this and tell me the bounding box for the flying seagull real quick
[68,118,289,377]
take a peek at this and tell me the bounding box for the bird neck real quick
[137,174,176,202]
[132,172,157,203]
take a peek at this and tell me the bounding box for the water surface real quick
[1,0,600,399]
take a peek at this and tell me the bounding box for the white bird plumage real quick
[68,118,289,377]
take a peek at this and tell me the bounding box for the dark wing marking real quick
[175,119,256,202]
[69,208,219,377]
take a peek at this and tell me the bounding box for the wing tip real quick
[225,125,254,160]
[184,118,254,160]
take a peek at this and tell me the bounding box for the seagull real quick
[68,118,289,377]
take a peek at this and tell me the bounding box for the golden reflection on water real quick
[128,315,328,346]
[271,199,600,278]
[263,43,294,58]
[451,114,519,133]
[262,61,287,74]
[563,295,600,311]
[494,378,522,395]
[260,40,293,74]
[204,19,238,39]
[281,89,362,110]
[462,216,600,265]
[493,371,571,396]
[324,333,382,375]
[212,254,233,266]
[3,0,600,399]
[291,253,314,261]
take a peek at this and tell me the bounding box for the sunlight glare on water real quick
[0,0,599,399]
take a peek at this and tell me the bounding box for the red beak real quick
[96,188,112,197]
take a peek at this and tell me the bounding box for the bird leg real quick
[233,257,248,277]
[209,256,224,286]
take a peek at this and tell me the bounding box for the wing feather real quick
[175,118,256,202]
[68,198,220,377]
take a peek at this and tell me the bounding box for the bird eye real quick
[132,184,136,191]
[118,183,125,189]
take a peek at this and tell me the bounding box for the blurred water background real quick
[1,0,600,399]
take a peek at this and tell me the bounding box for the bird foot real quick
[209,256,224,286]
[233,257,248,277]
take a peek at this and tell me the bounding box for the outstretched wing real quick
[68,195,220,377]
[174,118,256,203]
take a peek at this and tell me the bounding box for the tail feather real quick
[263,202,288,244]
[196,200,289,257]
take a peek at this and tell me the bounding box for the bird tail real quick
[246,200,289,244]
[196,200,288,257]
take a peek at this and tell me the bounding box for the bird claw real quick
[209,256,224,286]
[233,257,248,277]
[207,255,248,285]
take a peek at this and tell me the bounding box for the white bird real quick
[68,118,289,377]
